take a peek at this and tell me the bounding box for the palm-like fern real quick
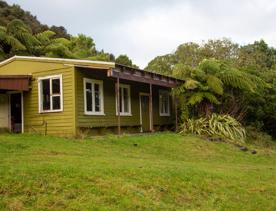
[6,19,40,52]
[0,19,74,59]
[173,58,269,119]
[0,25,26,54]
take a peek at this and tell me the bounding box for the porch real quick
[0,75,31,133]
[74,64,183,135]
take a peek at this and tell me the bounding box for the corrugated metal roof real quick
[0,56,115,69]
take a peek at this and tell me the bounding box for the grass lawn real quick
[0,133,275,210]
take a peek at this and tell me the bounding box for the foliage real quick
[145,54,176,75]
[69,34,96,58]
[0,1,136,63]
[149,39,275,138]
[180,113,246,143]
[245,126,275,148]
[115,54,139,68]
[0,0,70,38]
[0,18,133,63]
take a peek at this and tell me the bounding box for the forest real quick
[0,0,275,142]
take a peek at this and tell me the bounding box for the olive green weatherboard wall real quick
[0,57,174,136]
[0,59,76,136]
[75,67,174,133]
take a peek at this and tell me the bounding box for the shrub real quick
[245,126,275,148]
[180,113,246,144]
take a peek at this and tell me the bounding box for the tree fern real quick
[36,30,56,45]
[207,75,223,95]
[188,92,220,105]
[218,68,256,92]
[0,26,26,52]
[184,78,200,89]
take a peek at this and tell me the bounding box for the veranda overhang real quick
[107,64,183,88]
[0,75,32,91]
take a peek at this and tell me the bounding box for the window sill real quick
[85,112,105,116]
[116,113,132,116]
[39,109,63,114]
[160,113,170,117]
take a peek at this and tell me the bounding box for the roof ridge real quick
[0,55,115,67]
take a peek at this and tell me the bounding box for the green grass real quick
[0,133,275,210]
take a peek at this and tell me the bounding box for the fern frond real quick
[218,68,256,92]
[36,30,56,45]
[52,38,71,46]
[207,75,224,95]
[203,92,220,104]
[199,58,221,74]
[184,78,200,90]
[187,92,204,105]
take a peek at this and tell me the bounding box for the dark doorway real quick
[140,94,150,132]
[10,93,22,133]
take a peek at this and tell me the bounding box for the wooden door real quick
[10,93,22,133]
[140,95,150,132]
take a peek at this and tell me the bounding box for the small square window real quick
[38,75,63,113]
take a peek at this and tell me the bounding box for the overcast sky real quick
[6,0,276,68]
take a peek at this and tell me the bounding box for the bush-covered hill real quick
[0,0,69,38]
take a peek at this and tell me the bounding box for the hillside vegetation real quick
[0,133,275,210]
[0,1,138,67]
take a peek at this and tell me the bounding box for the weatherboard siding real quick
[75,68,174,130]
[0,59,76,136]
[0,58,174,136]
[24,67,75,136]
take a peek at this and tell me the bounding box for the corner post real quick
[174,94,178,132]
[149,83,154,132]
[116,76,121,135]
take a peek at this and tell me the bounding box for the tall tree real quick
[237,40,276,71]
[115,54,138,68]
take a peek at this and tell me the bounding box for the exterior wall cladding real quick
[0,57,176,136]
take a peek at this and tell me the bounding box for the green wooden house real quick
[0,56,182,136]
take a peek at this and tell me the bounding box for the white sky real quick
[6,0,276,68]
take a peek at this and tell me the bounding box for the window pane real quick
[160,93,169,114]
[42,79,50,110]
[52,96,61,110]
[86,82,92,91]
[160,95,164,113]
[86,82,92,112]
[52,78,60,94]
[123,87,129,113]
[164,96,168,113]
[94,83,100,112]
[119,87,122,112]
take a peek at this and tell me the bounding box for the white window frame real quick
[115,84,132,116]
[38,74,63,113]
[159,90,170,116]
[83,78,104,115]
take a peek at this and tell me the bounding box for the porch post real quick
[116,76,121,135]
[174,93,178,132]
[149,83,154,132]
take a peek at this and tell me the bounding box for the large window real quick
[159,90,170,116]
[116,84,131,115]
[38,75,63,113]
[84,78,104,115]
